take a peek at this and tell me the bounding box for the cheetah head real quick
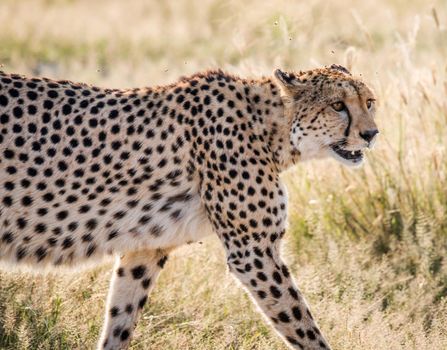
[274,65,378,166]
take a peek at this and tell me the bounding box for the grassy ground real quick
[0,0,446,349]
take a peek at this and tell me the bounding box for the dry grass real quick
[0,0,446,349]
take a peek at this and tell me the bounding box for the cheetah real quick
[0,64,378,350]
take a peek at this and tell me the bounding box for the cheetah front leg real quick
[225,239,331,350]
[200,170,331,349]
[98,248,169,350]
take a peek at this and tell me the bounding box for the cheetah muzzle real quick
[0,64,378,350]
[330,142,365,164]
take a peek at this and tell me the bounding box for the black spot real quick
[131,265,146,279]
[48,90,58,98]
[42,192,55,202]
[125,304,133,314]
[286,336,301,347]
[296,328,305,338]
[16,247,27,260]
[157,256,168,268]
[138,295,148,309]
[272,271,282,284]
[85,218,98,230]
[35,247,47,261]
[278,311,290,323]
[22,196,33,207]
[110,307,119,317]
[56,210,69,220]
[306,330,317,340]
[79,205,91,213]
[4,182,14,191]
[108,230,119,240]
[62,237,74,249]
[6,166,17,174]
[141,278,151,289]
[27,91,38,100]
[43,100,54,109]
[12,106,23,118]
[270,285,282,298]
[120,329,130,341]
[86,244,96,257]
[35,223,47,234]
[281,264,290,278]
[113,327,122,337]
[81,233,93,242]
[37,208,48,216]
[3,196,13,206]
[62,104,72,115]
[4,149,14,159]
[0,95,8,106]
[257,272,268,281]
[257,290,267,299]
[2,232,14,243]
[68,222,78,231]
[292,306,302,321]
[253,258,263,269]
[47,237,58,246]
[288,288,299,300]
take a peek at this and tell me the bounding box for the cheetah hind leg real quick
[98,248,170,350]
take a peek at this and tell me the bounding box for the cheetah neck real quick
[244,77,300,172]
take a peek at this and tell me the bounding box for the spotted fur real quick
[0,66,377,350]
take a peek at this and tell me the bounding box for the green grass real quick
[0,0,446,349]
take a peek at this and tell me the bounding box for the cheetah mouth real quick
[330,144,364,165]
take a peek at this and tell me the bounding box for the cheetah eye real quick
[331,101,346,112]
[366,99,375,109]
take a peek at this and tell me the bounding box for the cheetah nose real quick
[359,129,379,143]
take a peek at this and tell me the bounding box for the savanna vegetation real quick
[0,0,446,349]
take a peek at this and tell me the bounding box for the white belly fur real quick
[147,195,214,249]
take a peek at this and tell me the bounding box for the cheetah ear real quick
[273,69,307,94]
[328,64,351,76]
